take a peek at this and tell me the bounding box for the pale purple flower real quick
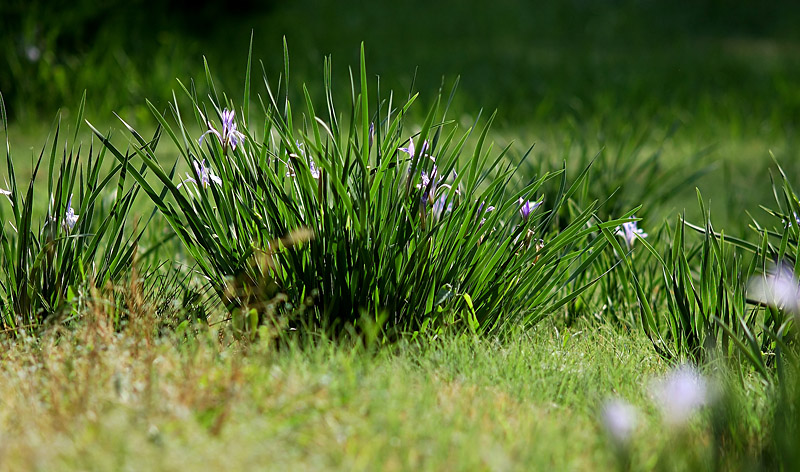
[431,194,452,222]
[519,197,542,221]
[400,138,434,163]
[368,122,375,150]
[199,109,245,152]
[651,365,709,425]
[308,159,321,179]
[417,167,435,191]
[615,218,648,247]
[601,398,638,443]
[477,201,495,227]
[179,159,222,189]
[63,195,79,231]
[477,201,495,215]
[420,186,431,206]
[285,142,320,180]
[25,45,41,62]
[747,264,800,312]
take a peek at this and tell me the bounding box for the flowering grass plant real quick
[89,43,628,336]
[4,30,800,469]
[0,93,143,332]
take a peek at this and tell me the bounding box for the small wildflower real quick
[63,195,79,231]
[651,365,709,425]
[400,138,434,162]
[418,166,440,206]
[431,194,452,222]
[199,109,245,153]
[601,398,638,444]
[477,201,495,214]
[747,264,800,312]
[519,198,542,221]
[25,45,41,62]
[368,122,375,150]
[308,159,321,179]
[417,167,436,191]
[615,218,648,247]
[477,201,495,227]
[179,159,222,189]
[286,142,321,180]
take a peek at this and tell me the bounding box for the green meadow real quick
[1,1,800,470]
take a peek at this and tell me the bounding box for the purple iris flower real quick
[179,159,222,189]
[615,218,648,248]
[400,138,434,163]
[417,167,434,190]
[477,200,495,227]
[199,109,245,152]
[432,194,452,221]
[519,198,542,221]
[285,142,321,180]
[419,166,440,205]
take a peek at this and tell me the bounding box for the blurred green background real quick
[4,0,800,126]
[2,0,800,225]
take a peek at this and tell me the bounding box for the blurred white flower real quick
[25,45,40,62]
[747,264,800,312]
[601,398,638,443]
[651,365,708,425]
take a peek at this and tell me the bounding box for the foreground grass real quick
[0,309,770,471]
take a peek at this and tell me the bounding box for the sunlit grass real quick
[8,312,757,471]
[2,1,800,466]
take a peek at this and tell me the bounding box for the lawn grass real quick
[7,311,760,471]
[2,1,800,470]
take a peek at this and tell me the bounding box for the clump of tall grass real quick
[92,42,627,336]
[0,93,144,333]
[608,155,800,385]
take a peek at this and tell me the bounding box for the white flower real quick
[615,218,647,248]
[651,365,708,425]
[308,157,321,180]
[63,195,79,231]
[748,264,800,312]
[601,398,638,443]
